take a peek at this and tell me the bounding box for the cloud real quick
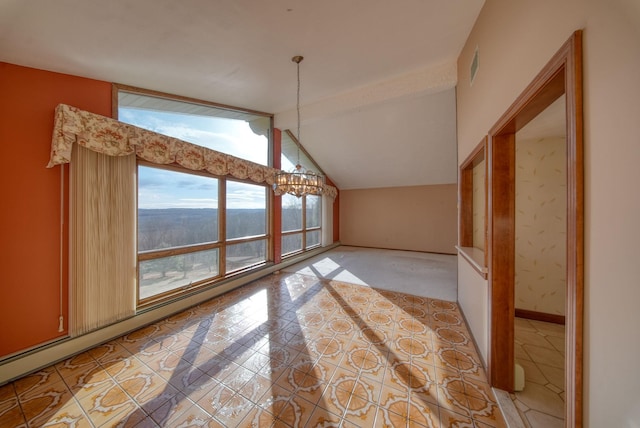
[120,108,269,165]
[125,109,271,209]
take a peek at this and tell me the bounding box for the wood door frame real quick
[487,31,583,427]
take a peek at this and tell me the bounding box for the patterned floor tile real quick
[304,404,340,428]
[13,367,63,398]
[0,394,27,428]
[1,272,508,427]
[18,381,74,427]
[38,399,94,428]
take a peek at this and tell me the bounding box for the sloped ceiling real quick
[0,0,485,189]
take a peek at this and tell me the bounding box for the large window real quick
[138,166,220,300]
[137,165,269,303]
[280,131,323,257]
[118,86,273,305]
[118,88,271,166]
[226,181,268,272]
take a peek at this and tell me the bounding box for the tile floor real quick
[511,317,565,427]
[0,272,506,427]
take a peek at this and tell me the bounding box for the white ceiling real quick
[0,0,485,189]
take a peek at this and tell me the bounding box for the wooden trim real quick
[565,30,584,428]
[301,196,308,250]
[459,167,473,247]
[515,309,565,325]
[137,271,224,308]
[138,242,222,261]
[483,155,488,269]
[113,83,273,118]
[111,84,119,119]
[283,129,326,175]
[459,137,487,249]
[281,229,304,236]
[456,246,487,279]
[281,226,322,236]
[460,137,487,169]
[487,30,583,426]
[489,63,565,137]
[226,234,269,245]
[487,132,516,391]
[219,175,227,276]
[273,129,282,264]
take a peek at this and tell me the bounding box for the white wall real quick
[302,88,458,190]
[456,0,640,425]
[458,259,488,364]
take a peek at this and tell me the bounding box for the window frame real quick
[279,130,324,258]
[281,194,322,258]
[457,136,488,278]
[136,162,272,307]
[112,83,274,167]
[113,85,274,307]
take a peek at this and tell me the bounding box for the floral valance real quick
[47,104,337,199]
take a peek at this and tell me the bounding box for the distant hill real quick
[138,208,300,251]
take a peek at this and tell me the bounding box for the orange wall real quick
[327,177,340,243]
[0,63,111,357]
[339,184,457,254]
[0,64,341,359]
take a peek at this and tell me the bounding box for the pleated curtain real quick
[69,145,136,336]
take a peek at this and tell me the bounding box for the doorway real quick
[486,31,583,427]
[512,95,568,426]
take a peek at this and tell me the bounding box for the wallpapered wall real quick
[472,160,486,251]
[515,136,566,316]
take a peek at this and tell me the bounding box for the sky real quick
[120,107,269,209]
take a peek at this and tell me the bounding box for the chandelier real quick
[273,55,325,198]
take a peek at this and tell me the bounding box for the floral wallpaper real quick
[515,136,566,316]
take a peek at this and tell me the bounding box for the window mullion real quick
[302,195,307,249]
[139,242,221,261]
[219,178,227,277]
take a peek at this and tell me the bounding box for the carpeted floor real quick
[282,246,458,302]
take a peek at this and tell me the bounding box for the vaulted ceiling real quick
[0,0,486,189]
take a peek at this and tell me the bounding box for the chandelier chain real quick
[296,59,301,165]
[272,54,324,198]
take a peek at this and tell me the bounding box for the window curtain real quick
[48,103,338,198]
[47,103,338,335]
[321,194,335,247]
[69,145,136,336]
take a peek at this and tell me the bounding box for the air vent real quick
[470,47,479,86]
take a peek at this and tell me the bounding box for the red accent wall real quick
[326,177,340,243]
[0,63,111,357]
[0,63,338,359]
